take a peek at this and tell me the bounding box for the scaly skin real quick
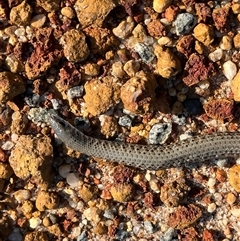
[49,115,240,170]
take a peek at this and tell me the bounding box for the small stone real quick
[134,43,155,63]
[84,76,121,116]
[167,204,202,229]
[29,217,42,229]
[61,7,75,19]
[58,164,71,178]
[149,123,172,144]
[30,14,46,28]
[229,165,240,192]
[14,189,31,202]
[100,116,118,138]
[79,184,96,202]
[5,54,24,73]
[47,224,62,236]
[120,71,157,114]
[147,19,166,38]
[220,35,232,50]
[172,101,183,114]
[74,0,116,28]
[111,62,125,79]
[113,16,135,39]
[67,86,84,99]
[23,231,49,241]
[35,191,59,211]
[160,179,189,207]
[83,207,101,224]
[0,162,13,179]
[193,23,214,46]
[118,115,132,128]
[208,48,223,62]
[1,141,15,151]
[84,63,100,76]
[110,183,134,202]
[123,60,140,77]
[0,71,26,103]
[153,0,172,13]
[61,29,89,62]
[226,193,236,205]
[154,45,181,78]
[203,99,234,121]
[207,203,216,213]
[173,13,196,36]
[10,0,32,26]
[144,221,155,233]
[212,6,230,33]
[231,70,240,101]
[66,173,81,187]
[222,60,237,80]
[230,206,240,217]
[8,230,22,241]
[21,200,34,216]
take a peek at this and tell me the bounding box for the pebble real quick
[159,227,177,241]
[59,164,71,178]
[207,203,217,213]
[14,189,31,202]
[222,60,237,80]
[29,217,42,229]
[30,14,46,28]
[66,173,82,187]
[28,107,56,123]
[173,13,196,36]
[226,193,236,205]
[67,86,84,99]
[51,98,62,110]
[149,123,172,144]
[77,231,88,241]
[229,165,240,192]
[144,221,155,233]
[134,43,155,63]
[153,0,172,13]
[208,48,223,62]
[230,207,240,217]
[118,115,132,128]
[1,141,15,150]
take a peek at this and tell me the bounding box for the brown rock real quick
[100,116,119,138]
[193,23,214,46]
[61,29,89,62]
[147,19,166,38]
[84,26,119,55]
[168,204,202,229]
[229,165,240,192]
[74,0,116,28]
[0,148,6,162]
[212,6,230,33]
[79,184,97,202]
[202,229,214,241]
[176,35,194,58]
[154,45,181,78]
[110,183,134,202]
[35,190,59,211]
[10,111,28,134]
[25,28,62,79]
[23,231,49,241]
[203,99,234,121]
[183,53,216,86]
[21,200,34,216]
[47,224,62,236]
[36,0,60,12]
[120,71,157,114]
[180,227,199,241]
[0,71,26,103]
[165,5,179,22]
[84,76,121,116]
[195,3,211,23]
[160,179,190,207]
[9,135,53,190]
[0,162,13,179]
[10,0,32,26]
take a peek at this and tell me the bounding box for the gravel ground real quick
[1,0,240,240]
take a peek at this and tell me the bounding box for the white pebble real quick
[66,173,81,187]
[208,48,223,62]
[59,164,71,178]
[1,141,14,150]
[208,177,216,187]
[230,207,240,217]
[222,60,237,80]
[29,217,41,228]
[207,203,216,213]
